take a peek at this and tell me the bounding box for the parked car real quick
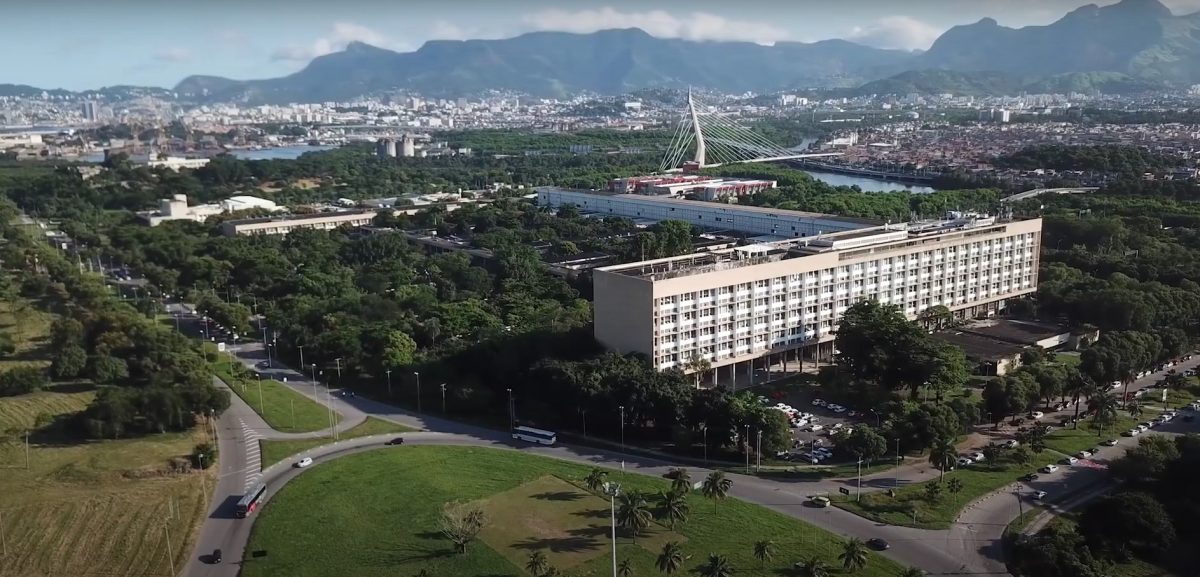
[957,457,973,467]
[1040,464,1059,474]
[294,457,313,468]
[1103,439,1119,447]
[1061,456,1079,466]
[969,452,986,462]
[1029,411,1045,420]
[1125,429,1141,437]
[385,437,405,446]
[1020,473,1039,482]
[211,549,222,564]
[810,496,831,508]
[812,399,826,407]
[808,424,824,432]
[1004,439,1020,448]
[1077,450,1092,459]
[1032,490,1048,500]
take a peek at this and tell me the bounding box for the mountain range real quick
[15,0,1200,103]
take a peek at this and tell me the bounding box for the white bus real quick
[512,426,557,445]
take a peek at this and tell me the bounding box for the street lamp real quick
[869,409,881,428]
[297,345,305,370]
[756,429,762,473]
[619,405,626,452]
[603,482,621,577]
[440,383,447,413]
[413,371,422,413]
[507,388,514,431]
[700,422,708,464]
[744,424,750,473]
[386,369,392,398]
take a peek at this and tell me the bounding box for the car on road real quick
[1103,439,1119,446]
[969,452,985,462]
[1004,439,1020,448]
[812,399,826,406]
[866,538,890,551]
[1032,490,1047,500]
[211,549,222,564]
[1061,456,1079,466]
[339,390,356,398]
[256,360,270,369]
[1040,464,1059,474]
[294,457,313,468]
[956,457,972,467]
[810,496,831,508]
[808,424,824,432]
[385,437,406,446]
[1077,450,1092,459]
[1020,473,1039,482]
[1125,428,1141,437]
[1029,411,1045,420]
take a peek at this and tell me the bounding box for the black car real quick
[386,437,405,446]
[866,538,890,551]
[1020,473,1039,482]
[211,549,222,564]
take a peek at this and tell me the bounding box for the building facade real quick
[537,187,874,238]
[220,210,379,236]
[593,216,1042,380]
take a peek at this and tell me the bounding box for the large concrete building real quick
[220,210,379,237]
[537,187,875,238]
[592,214,1042,382]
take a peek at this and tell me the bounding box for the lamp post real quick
[756,429,763,473]
[506,388,514,431]
[580,407,588,437]
[744,424,750,473]
[619,405,626,452]
[297,345,305,371]
[856,459,863,501]
[869,409,881,428]
[700,422,708,464]
[413,371,422,413]
[386,369,392,398]
[603,482,621,577]
[310,363,318,399]
[440,383,447,413]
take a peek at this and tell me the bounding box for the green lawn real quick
[208,350,340,433]
[0,297,55,371]
[243,446,909,577]
[1042,417,1136,456]
[259,417,417,468]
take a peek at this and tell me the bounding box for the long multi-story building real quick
[537,187,874,238]
[220,210,379,237]
[592,214,1042,384]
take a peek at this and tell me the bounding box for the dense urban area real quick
[4,3,1200,577]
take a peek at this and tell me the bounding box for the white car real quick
[808,424,824,432]
[1061,456,1078,466]
[1040,464,1059,474]
[970,452,986,462]
[813,399,826,407]
[1125,429,1141,437]
[832,406,847,414]
[294,457,314,468]
[1103,439,1119,447]
[1029,411,1045,420]
[1004,439,1020,448]
[957,457,973,467]
[1032,490,1047,500]
[1077,450,1092,459]
[831,422,845,430]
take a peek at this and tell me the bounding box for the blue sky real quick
[8,0,1199,90]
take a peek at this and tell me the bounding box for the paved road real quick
[172,301,1200,577]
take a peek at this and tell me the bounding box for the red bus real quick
[235,483,267,518]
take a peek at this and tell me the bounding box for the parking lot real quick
[759,390,867,466]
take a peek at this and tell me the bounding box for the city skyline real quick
[8,0,1197,91]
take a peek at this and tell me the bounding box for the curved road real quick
[181,331,1200,577]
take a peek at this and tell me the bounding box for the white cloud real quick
[215,28,251,46]
[154,47,192,63]
[271,22,400,62]
[522,7,789,45]
[430,20,471,40]
[846,16,943,51]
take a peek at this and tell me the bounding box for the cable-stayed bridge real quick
[659,91,841,172]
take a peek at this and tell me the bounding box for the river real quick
[801,170,935,193]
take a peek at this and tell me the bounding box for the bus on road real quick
[512,426,556,445]
[235,483,267,518]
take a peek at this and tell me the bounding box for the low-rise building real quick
[138,194,223,226]
[219,210,379,236]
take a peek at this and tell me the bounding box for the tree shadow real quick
[511,535,600,554]
[414,531,443,541]
[572,508,609,519]
[530,491,584,502]
[566,524,609,539]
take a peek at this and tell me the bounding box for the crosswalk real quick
[240,418,263,490]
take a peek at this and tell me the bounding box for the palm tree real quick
[899,568,926,577]
[527,551,549,577]
[701,470,732,499]
[617,491,653,542]
[1127,401,1142,419]
[1089,388,1119,437]
[947,477,964,505]
[670,468,691,494]
[658,490,690,529]
[618,559,635,577]
[585,468,608,493]
[753,540,775,568]
[928,437,957,481]
[795,556,830,577]
[839,538,869,573]
[1065,371,1092,429]
[656,542,685,575]
[699,553,734,577]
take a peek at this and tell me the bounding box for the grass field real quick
[259,417,417,468]
[835,416,1131,529]
[209,351,341,433]
[243,446,908,577]
[0,387,211,577]
[0,297,55,371]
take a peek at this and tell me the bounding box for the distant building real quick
[376,138,397,158]
[81,101,98,122]
[400,134,416,157]
[143,156,210,171]
[138,194,223,226]
[220,210,379,237]
[221,195,282,213]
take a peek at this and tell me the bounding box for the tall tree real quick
[699,553,734,577]
[527,551,549,577]
[585,468,608,493]
[616,491,653,542]
[796,557,830,577]
[928,437,957,481]
[656,542,685,575]
[658,490,690,530]
[839,539,869,573]
[701,470,732,499]
[753,540,775,568]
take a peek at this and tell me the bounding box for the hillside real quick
[855,70,1165,96]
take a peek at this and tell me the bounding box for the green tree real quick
[584,467,608,493]
[699,553,734,577]
[1011,447,1033,468]
[0,333,14,357]
[1078,492,1176,561]
[795,556,830,577]
[618,559,635,577]
[1088,388,1119,436]
[617,491,653,542]
[527,550,550,577]
[658,490,690,530]
[982,444,1006,467]
[701,470,732,499]
[838,538,869,573]
[753,540,775,568]
[656,542,685,575]
[1126,401,1142,419]
[923,480,943,503]
[439,502,488,554]
[669,468,691,494]
[928,437,957,480]
[50,344,87,378]
[947,477,964,505]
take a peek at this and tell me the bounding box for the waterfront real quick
[230,145,335,160]
[802,170,935,193]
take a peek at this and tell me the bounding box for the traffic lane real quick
[184,404,252,577]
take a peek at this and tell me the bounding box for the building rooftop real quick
[958,319,1067,346]
[936,330,1027,361]
[223,209,377,226]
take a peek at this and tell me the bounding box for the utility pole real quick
[580,408,587,437]
[413,371,422,413]
[1,510,7,557]
[386,370,392,398]
[297,345,304,371]
[440,383,447,413]
[701,423,708,464]
[604,482,621,577]
[756,429,762,473]
[257,377,265,416]
[334,358,343,387]
[857,459,863,501]
[744,424,750,473]
[619,405,626,452]
[507,388,514,430]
